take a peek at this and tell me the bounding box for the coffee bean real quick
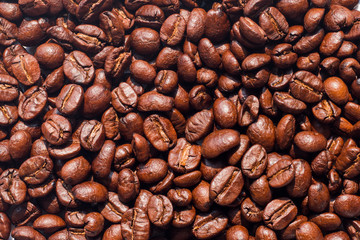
[73,181,108,203]
[121,208,150,240]
[0,169,27,205]
[41,114,72,146]
[192,211,228,239]
[209,166,244,206]
[143,114,177,152]
[64,51,95,86]
[201,129,240,159]
[263,198,298,230]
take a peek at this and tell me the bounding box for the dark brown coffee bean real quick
[135,5,165,30]
[0,212,10,240]
[104,47,132,79]
[273,92,307,114]
[263,198,298,230]
[33,214,66,234]
[192,211,228,239]
[100,191,129,223]
[213,97,238,128]
[160,14,186,46]
[198,38,222,69]
[0,103,17,127]
[11,226,46,240]
[117,168,140,203]
[64,51,95,86]
[247,115,275,152]
[99,11,124,46]
[34,43,64,69]
[334,194,360,218]
[101,107,121,141]
[41,114,72,146]
[18,86,47,121]
[9,130,32,160]
[296,221,324,239]
[76,0,112,23]
[259,7,288,41]
[241,144,267,179]
[294,131,327,152]
[147,195,173,227]
[137,158,168,184]
[293,28,325,55]
[130,27,160,56]
[118,112,144,141]
[73,181,107,203]
[168,138,201,173]
[154,70,178,94]
[187,8,206,43]
[205,4,230,43]
[267,159,295,188]
[79,120,105,152]
[19,155,53,185]
[0,74,18,102]
[143,114,177,152]
[121,208,150,240]
[56,84,84,116]
[289,71,324,103]
[138,91,174,112]
[60,156,91,186]
[111,83,137,114]
[324,5,354,32]
[201,129,240,159]
[209,166,244,206]
[11,53,41,86]
[0,169,27,205]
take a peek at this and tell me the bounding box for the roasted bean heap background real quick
[0,0,360,239]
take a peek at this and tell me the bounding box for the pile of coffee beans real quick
[1,0,360,239]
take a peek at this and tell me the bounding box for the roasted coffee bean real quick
[263,198,298,230]
[192,211,228,239]
[289,71,324,103]
[294,131,327,153]
[73,181,108,203]
[64,51,95,86]
[130,27,160,56]
[0,169,27,205]
[160,14,186,46]
[60,156,90,186]
[11,226,46,240]
[334,194,360,218]
[19,155,53,185]
[143,114,177,152]
[241,144,267,179]
[147,195,173,227]
[117,168,140,203]
[247,115,275,152]
[0,74,18,102]
[296,221,324,239]
[201,129,240,159]
[138,91,174,112]
[33,214,66,234]
[267,159,295,188]
[273,92,307,114]
[18,86,47,121]
[168,138,201,173]
[41,114,72,146]
[99,11,124,46]
[56,84,84,116]
[121,208,150,240]
[104,47,131,79]
[79,120,105,152]
[209,166,244,206]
